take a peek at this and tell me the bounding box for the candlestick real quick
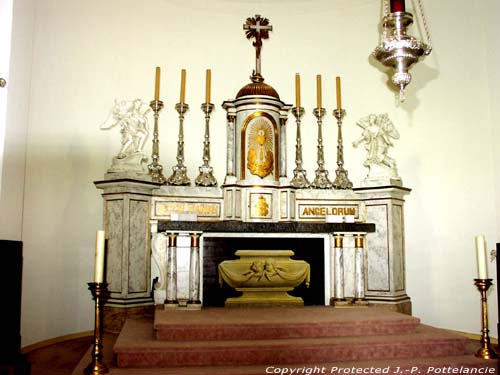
[473,279,499,359]
[148,99,166,184]
[295,73,301,108]
[167,102,191,186]
[84,282,110,374]
[332,109,353,190]
[154,67,161,101]
[336,76,342,110]
[205,69,211,104]
[195,103,217,187]
[311,107,332,189]
[390,0,405,13]
[180,69,186,104]
[290,106,310,189]
[475,235,488,279]
[94,230,105,283]
[316,74,322,109]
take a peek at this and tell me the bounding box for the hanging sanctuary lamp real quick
[373,0,432,102]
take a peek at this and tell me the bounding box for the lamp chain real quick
[381,0,389,43]
[414,0,433,48]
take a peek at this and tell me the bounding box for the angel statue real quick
[353,113,401,181]
[100,99,150,173]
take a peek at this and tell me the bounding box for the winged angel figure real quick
[100,99,150,173]
[353,113,400,178]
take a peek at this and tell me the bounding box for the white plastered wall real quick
[5,0,498,346]
[0,0,34,241]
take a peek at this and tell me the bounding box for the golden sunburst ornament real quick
[247,118,274,178]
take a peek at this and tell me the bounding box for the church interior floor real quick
[24,307,500,375]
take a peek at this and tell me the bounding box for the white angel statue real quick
[100,99,150,173]
[353,113,401,181]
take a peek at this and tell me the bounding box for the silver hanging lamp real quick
[373,0,432,102]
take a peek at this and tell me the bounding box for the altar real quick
[94,14,412,329]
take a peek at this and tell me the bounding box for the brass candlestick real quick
[311,107,332,189]
[332,109,353,190]
[195,103,217,187]
[84,282,110,374]
[167,103,191,186]
[290,106,310,189]
[474,279,499,359]
[148,100,166,184]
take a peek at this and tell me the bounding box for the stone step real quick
[154,307,421,341]
[114,319,467,368]
[106,355,498,375]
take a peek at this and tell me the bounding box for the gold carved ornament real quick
[240,112,279,180]
[246,118,274,178]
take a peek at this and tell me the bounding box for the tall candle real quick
[475,235,488,279]
[336,76,342,110]
[94,230,106,283]
[390,0,405,12]
[295,73,301,108]
[180,69,186,104]
[154,67,161,101]
[205,69,211,103]
[316,74,322,109]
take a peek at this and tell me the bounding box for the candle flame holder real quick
[167,103,191,186]
[195,103,217,187]
[290,106,310,189]
[332,109,353,190]
[311,107,332,189]
[148,100,166,184]
[84,282,110,374]
[474,279,499,360]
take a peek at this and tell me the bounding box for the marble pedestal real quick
[95,177,160,331]
[354,184,412,314]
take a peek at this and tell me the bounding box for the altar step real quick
[153,306,421,340]
[108,307,497,372]
[106,354,497,375]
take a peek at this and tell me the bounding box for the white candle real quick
[94,230,106,283]
[475,235,488,279]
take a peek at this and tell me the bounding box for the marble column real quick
[354,235,366,301]
[165,232,179,307]
[188,233,201,306]
[279,117,287,179]
[223,102,237,184]
[333,234,347,305]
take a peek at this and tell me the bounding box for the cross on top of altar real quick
[243,15,273,83]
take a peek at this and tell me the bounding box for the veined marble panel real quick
[365,204,390,292]
[392,204,405,291]
[280,191,288,219]
[341,235,356,298]
[106,198,124,293]
[235,189,242,218]
[224,190,233,219]
[128,199,149,293]
[175,235,191,301]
